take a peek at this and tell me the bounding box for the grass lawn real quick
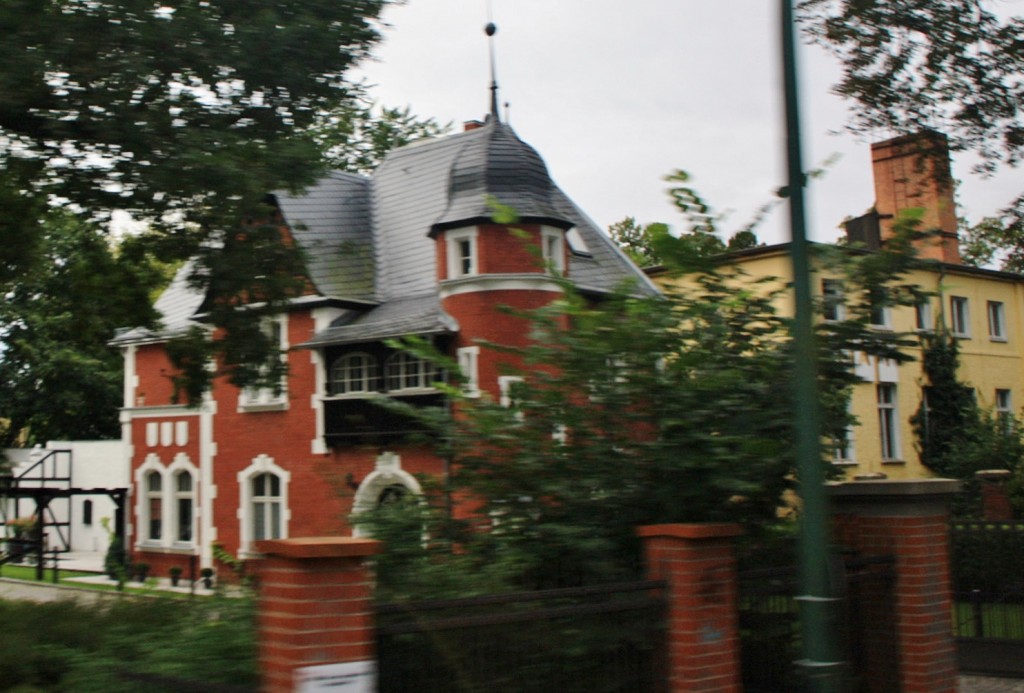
[0,563,201,597]
[0,563,95,583]
[954,600,1024,640]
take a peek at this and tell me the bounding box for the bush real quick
[0,595,257,692]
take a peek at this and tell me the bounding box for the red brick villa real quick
[111,115,658,575]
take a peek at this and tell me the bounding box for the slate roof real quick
[118,119,658,347]
[274,172,374,302]
[110,260,205,345]
[300,293,458,349]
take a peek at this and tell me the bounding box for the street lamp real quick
[779,1,844,690]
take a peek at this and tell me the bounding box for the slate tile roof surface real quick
[299,293,458,349]
[118,120,657,346]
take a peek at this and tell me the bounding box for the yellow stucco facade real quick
[655,244,1024,480]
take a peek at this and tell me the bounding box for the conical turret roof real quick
[430,120,574,235]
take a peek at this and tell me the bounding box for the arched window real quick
[252,472,282,541]
[329,353,378,395]
[384,352,439,392]
[174,471,194,543]
[146,471,163,541]
[82,499,93,526]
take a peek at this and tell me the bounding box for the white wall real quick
[3,441,127,554]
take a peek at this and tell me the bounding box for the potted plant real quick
[200,567,214,589]
[132,562,150,582]
[169,566,183,587]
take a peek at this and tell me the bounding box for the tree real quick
[0,1,396,400]
[607,170,762,270]
[360,222,927,598]
[607,217,666,267]
[800,1,1024,174]
[800,1,1024,266]
[0,1,392,238]
[910,328,979,477]
[313,102,451,175]
[0,213,164,445]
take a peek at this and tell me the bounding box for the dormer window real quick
[329,352,378,395]
[385,352,440,392]
[447,229,478,278]
[542,228,565,274]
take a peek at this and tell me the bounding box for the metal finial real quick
[486,22,499,121]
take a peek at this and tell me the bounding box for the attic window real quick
[566,228,591,257]
[446,228,478,278]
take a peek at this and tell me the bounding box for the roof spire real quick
[485,21,500,122]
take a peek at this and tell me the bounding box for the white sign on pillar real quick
[294,661,376,693]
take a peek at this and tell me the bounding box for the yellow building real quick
[655,132,1024,480]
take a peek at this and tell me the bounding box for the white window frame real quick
[239,314,289,410]
[328,352,379,396]
[164,453,199,548]
[447,228,478,279]
[868,289,891,330]
[172,470,195,545]
[988,300,1007,342]
[914,300,933,332]
[877,384,901,462]
[457,346,480,398]
[831,401,856,465]
[145,470,164,543]
[996,388,1013,428]
[821,279,844,322]
[384,352,439,393]
[950,296,971,338]
[237,455,290,555]
[541,228,565,275]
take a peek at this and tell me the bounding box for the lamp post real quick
[780,1,844,690]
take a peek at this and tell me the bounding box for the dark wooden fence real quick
[738,552,899,693]
[376,580,666,693]
[950,520,1024,677]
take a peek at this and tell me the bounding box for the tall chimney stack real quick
[871,131,961,264]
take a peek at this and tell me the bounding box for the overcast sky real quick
[354,0,1022,247]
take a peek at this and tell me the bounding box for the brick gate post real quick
[254,537,381,693]
[637,523,744,693]
[829,479,960,693]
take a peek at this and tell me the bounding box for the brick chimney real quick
[870,131,961,264]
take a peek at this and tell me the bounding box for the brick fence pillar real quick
[254,537,381,693]
[637,523,743,693]
[829,479,960,693]
[976,469,1013,521]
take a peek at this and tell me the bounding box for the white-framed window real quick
[173,470,194,543]
[237,455,290,553]
[988,300,1007,341]
[329,352,379,395]
[145,470,163,542]
[996,388,1013,429]
[457,346,480,397]
[821,279,844,322]
[240,315,289,409]
[498,375,526,410]
[832,434,855,465]
[384,352,439,392]
[951,296,970,338]
[447,228,478,278]
[251,473,282,542]
[542,228,565,275]
[831,400,855,465]
[877,384,901,461]
[914,300,933,332]
[868,288,891,329]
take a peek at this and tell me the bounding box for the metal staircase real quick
[1,449,127,579]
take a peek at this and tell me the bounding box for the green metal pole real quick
[780,1,844,690]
